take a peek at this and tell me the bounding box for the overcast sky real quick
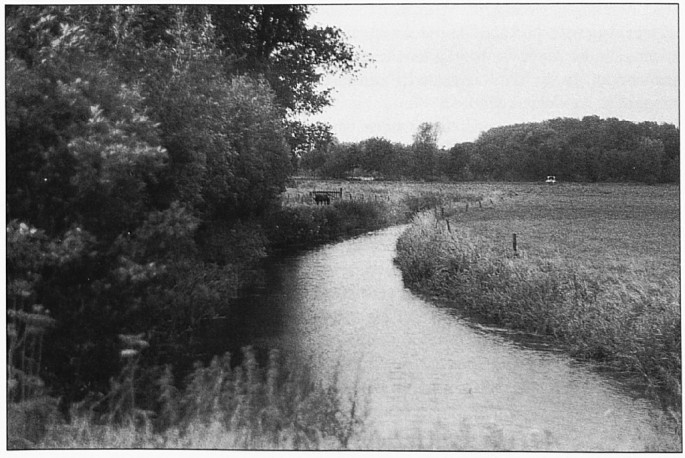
[305,4,679,148]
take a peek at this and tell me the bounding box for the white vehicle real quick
[545,175,557,184]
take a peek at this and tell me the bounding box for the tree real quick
[359,137,396,177]
[446,142,474,180]
[286,120,335,171]
[411,122,441,179]
[6,5,355,408]
[205,5,368,114]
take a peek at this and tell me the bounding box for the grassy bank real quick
[394,183,680,409]
[263,200,400,249]
[269,179,504,249]
[11,347,364,449]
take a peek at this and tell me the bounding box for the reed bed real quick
[395,210,680,408]
[27,348,364,449]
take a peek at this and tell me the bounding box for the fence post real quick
[446,219,451,233]
[513,233,517,254]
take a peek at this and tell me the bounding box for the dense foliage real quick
[300,117,679,183]
[6,5,365,435]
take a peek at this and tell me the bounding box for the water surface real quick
[217,226,676,450]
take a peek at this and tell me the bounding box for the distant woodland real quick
[299,117,679,183]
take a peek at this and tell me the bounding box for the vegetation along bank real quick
[6,5,375,448]
[394,183,680,412]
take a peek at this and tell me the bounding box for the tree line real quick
[299,117,679,183]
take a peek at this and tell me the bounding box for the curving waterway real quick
[208,225,677,450]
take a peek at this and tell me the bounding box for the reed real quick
[395,212,681,407]
[36,347,365,449]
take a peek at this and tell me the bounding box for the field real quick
[284,180,680,272]
[289,178,678,279]
[288,179,679,285]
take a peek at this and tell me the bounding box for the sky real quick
[305,4,679,148]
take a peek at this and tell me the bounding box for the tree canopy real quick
[6,5,365,407]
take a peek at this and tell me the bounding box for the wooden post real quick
[513,233,517,254]
[479,200,482,209]
[441,207,445,218]
[340,187,343,199]
[446,219,451,233]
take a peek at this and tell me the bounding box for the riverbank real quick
[9,185,452,449]
[268,179,505,251]
[393,183,680,412]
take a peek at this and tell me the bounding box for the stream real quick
[204,225,677,450]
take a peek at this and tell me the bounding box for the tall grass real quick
[395,213,681,408]
[28,347,364,449]
[264,200,400,248]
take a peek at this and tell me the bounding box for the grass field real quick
[289,178,678,279]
